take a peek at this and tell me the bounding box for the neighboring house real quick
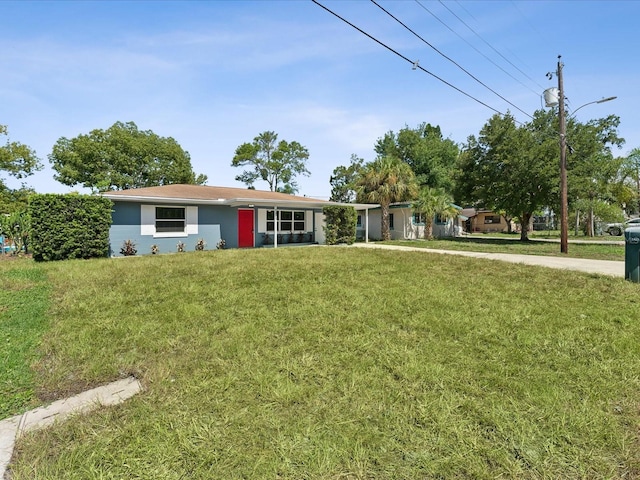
[460,208,517,233]
[103,184,373,256]
[357,203,464,241]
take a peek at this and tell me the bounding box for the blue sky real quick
[2,0,638,199]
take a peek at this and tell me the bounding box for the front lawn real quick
[0,261,49,418]
[5,248,640,479]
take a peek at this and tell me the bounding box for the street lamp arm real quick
[570,96,617,117]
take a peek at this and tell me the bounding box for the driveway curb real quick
[0,376,142,479]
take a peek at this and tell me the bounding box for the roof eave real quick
[103,193,377,210]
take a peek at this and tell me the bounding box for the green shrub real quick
[323,205,357,245]
[29,194,112,261]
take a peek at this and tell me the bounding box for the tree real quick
[455,109,624,240]
[412,187,456,240]
[356,156,418,241]
[0,185,36,215]
[329,154,364,202]
[455,111,557,241]
[565,114,625,235]
[0,125,42,188]
[231,131,310,193]
[375,123,459,192]
[49,121,207,192]
[620,148,640,214]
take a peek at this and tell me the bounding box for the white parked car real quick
[605,218,640,236]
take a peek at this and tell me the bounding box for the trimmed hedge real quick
[323,205,357,245]
[29,194,113,261]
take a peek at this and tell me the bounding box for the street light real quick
[570,96,617,117]
[553,56,616,254]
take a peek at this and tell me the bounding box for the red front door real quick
[238,209,254,248]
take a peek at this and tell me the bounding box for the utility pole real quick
[558,56,568,254]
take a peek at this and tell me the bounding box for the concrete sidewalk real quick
[0,376,142,479]
[352,243,625,277]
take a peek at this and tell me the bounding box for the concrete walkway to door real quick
[351,243,625,277]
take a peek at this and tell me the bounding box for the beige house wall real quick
[470,211,510,233]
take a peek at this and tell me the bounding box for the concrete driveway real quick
[352,243,624,277]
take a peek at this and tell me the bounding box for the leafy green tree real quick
[456,109,624,240]
[375,123,459,192]
[356,156,418,241]
[0,185,36,215]
[0,126,41,220]
[620,147,640,214]
[231,131,310,193]
[574,198,622,236]
[329,154,364,202]
[455,111,557,241]
[0,125,42,186]
[412,187,456,240]
[49,121,207,192]
[565,114,625,235]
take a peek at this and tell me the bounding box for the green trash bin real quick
[624,226,640,282]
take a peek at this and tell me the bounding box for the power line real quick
[311,0,514,120]
[370,0,533,119]
[437,0,546,91]
[509,0,547,48]
[414,0,541,96]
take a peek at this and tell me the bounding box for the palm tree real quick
[356,157,417,240]
[412,187,456,240]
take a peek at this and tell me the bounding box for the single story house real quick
[357,203,465,241]
[460,208,518,233]
[103,184,374,256]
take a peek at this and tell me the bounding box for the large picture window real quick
[266,210,306,231]
[484,215,501,224]
[156,207,186,233]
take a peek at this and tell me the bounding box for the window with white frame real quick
[266,210,306,231]
[141,205,198,237]
[156,207,186,233]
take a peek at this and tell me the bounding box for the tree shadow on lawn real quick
[444,236,529,246]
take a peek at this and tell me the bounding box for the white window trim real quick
[141,205,198,238]
[257,208,311,233]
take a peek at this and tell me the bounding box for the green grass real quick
[6,248,640,478]
[523,230,624,242]
[385,236,625,261]
[0,261,50,418]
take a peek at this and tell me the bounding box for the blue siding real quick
[110,202,325,255]
[199,205,238,249]
[110,203,141,256]
[110,202,224,256]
